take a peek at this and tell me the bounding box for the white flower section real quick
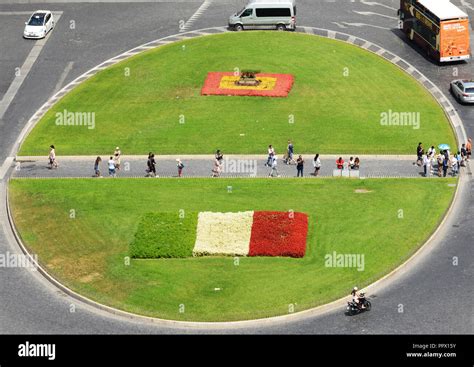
[193,211,254,257]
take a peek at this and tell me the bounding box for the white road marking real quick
[53,61,74,95]
[331,22,348,29]
[181,0,214,32]
[342,22,391,30]
[0,157,14,181]
[360,1,398,11]
[460,0,474,11]
[353,10,398,20]
[0,11,38,15]
[0,12,62,120]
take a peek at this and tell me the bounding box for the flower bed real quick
[130,211,308,259]
[193,211,254,257]
[249,211,308,258]
[130,212,197,258]
[201,72,294,97]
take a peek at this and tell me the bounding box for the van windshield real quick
[237,7,246,16]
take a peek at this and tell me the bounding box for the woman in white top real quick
[313,154,321,176]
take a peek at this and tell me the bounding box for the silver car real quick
[450,79,474,104]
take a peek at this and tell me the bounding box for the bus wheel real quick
[276,24,286,31]
[234,24,243,31]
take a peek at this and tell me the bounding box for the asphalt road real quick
[0,0,472,334]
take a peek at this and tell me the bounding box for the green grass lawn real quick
[9,178,455,321]
[19,32,455,156]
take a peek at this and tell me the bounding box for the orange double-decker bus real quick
[399,0,471,62]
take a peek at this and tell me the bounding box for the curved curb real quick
[5,26,468,329]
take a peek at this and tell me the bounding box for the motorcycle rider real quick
[351,287,366,309]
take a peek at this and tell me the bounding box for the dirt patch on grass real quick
[354,189,372,194]
[79,272,102,283]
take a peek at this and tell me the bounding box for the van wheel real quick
[234,24,243,32]
[276,24,286,31]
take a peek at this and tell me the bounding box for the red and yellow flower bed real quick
[201,72,294,97]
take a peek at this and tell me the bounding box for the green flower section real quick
[130,212,198,259]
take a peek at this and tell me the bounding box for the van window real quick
[241,8,253,17]
[256,8,291,17]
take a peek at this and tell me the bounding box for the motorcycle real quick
[346,293,372,315]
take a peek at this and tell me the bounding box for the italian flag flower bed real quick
[201,72,294,97]
[131,211,309,259]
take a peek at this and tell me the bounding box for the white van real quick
[229,0,296,31]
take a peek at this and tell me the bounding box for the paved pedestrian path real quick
[11,155,468,179]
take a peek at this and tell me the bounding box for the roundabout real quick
[5,27,465,323]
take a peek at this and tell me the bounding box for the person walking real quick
[268,156,280,177]
[422,153,430,177]
[436,153,443,177]
[113,147,121,171]
[313,154,321,176]
[108,156,116,177]
[265,145,275,167]
[442,155,449,177]
[146,153,157,177]
[176,159,184,177]
[416,142,424,166]
[451,154,459,177]
[212,157,221,177]
[286,140,295,165]
[466,137,472,161]
[428,146,436,174]
[94,156,102,177]
[296,155,304,177]
[215,150,224,164]
[48,145,58,169]
[461,144,467,166]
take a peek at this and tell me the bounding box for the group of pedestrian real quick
[417,140,472,177]
[335,157,360,170]
[93,147,121,177]
[146,153,184,178]
[264,142,324,177]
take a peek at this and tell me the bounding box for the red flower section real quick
[249,211,308,258]
[201,72,294,97]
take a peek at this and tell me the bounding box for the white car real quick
[450,79,474,104]
[23,11,54,39]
